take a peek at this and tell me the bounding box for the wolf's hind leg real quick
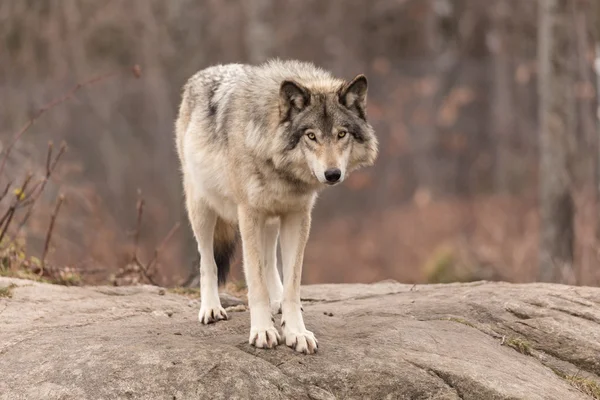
[187,197,228,324]
[264,219,283,315]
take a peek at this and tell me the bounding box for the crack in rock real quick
[235,343,337,400]
[404,360,464,399]
[549,306,600,325]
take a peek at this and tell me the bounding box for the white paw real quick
[198,305,228,325]
[282,326,318,354]
[249,326,281,349]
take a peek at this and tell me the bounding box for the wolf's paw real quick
[249,326,281,349]
[198,305,228,325]
[283,327,318,354]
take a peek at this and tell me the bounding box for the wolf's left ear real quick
[280,80,310,122]
[339,74,368,120]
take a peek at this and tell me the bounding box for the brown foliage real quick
[1,1,599,286]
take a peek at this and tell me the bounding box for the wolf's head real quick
[276,74,378,187]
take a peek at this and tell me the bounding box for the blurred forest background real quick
[2,0,600,287]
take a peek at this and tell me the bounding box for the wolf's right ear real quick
[279,80,310,122]
[339,74,368,120]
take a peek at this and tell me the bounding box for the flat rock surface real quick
[1,278,600,400]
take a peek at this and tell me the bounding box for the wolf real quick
[175,59,378,354]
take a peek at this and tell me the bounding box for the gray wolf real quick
[175,59,378,354]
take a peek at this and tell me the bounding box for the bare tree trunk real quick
[593,2,600,284]
[412,0,455,199]
[572,1,598,284]
[490,0,515,194]
[538,0,575,282]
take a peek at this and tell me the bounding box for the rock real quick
[219,292,246,308]
[1,278,599,399]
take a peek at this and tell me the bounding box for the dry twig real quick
[121,191,180,286]
[131,190,145,263]
[41,194,65,272]
[0,173,34,244]
[16,141,68,233]
[0,65,141,180]
[146,222,181,273]
[0,181,13,203]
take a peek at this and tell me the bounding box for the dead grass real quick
[502,337,533,356]
[0,239,81,286]
[564,375,600,399]
[167,279,247,300]
[445,317,476,329]
[226,280,248,298]
[168,287,200,298]
[552,368,600,399]
[0,283,17,298]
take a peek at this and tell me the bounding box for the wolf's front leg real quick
[238,206,281,349]
[279,210,318,354]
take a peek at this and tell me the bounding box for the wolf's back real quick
[175,64,249,164]
[175,60,340,157]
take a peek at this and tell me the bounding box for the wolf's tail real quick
[214,217,238,285]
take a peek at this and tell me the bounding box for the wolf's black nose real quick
[324,168,341,183]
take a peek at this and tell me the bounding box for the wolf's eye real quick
[338,130,347,139]
[306,132,316,141]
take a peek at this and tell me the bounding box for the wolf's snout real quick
[324,168,342,183]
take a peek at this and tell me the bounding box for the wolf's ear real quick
[279,80,310,122]
[339,74,368,120]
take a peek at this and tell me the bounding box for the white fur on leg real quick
[281,304,317,354]
[264,219,283,314]
[239,206,280,349]
[279,210,318,354]
[267,271,283,315]
[186,196,228,325]
[248,301,281,348]
[198,258,228,324]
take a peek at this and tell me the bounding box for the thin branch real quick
[0,173,33,243]
[129,221,180,287]
[41,194,65,272]
[118,188,179,286]
[21,179,43,203]
[0,208,13,235]
[0,181,12,203]
[49,142,68,174]
[0,65,141,180]
[45,142,53,176]
[15,198,36,210]
[131,190,145,263]
[15,141,68,234]
[146,222,181,273]
[133,260,160,286]
[0,209,15,246]
[133,222,181,286]
[18,173,34,195]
